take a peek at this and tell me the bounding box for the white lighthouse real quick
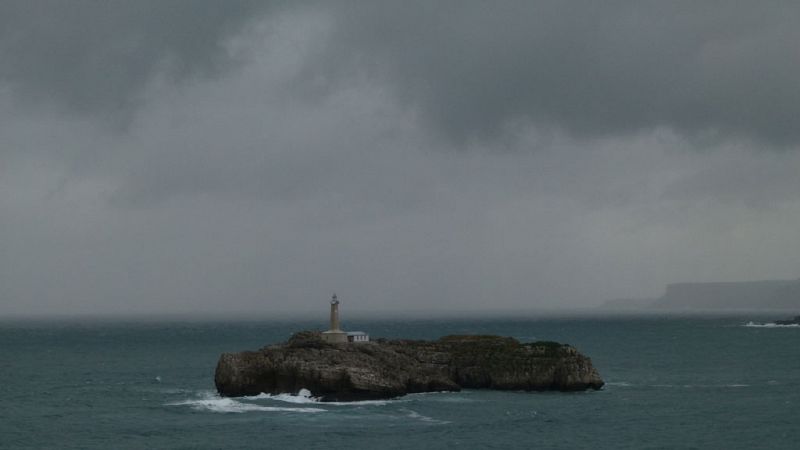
[320,293,369,344]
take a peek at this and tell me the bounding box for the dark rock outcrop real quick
[215,332,604,401]
[774,315,800,325]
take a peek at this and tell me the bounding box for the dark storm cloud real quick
[0,0,271,117]
[3,1,798,145]
[299,1,800,145]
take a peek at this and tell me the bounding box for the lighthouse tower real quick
[321,293,348,343]
[329,293,341,331]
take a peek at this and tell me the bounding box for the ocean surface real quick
[1,316,798,449]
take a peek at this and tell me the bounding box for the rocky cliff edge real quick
[215,331,604,401]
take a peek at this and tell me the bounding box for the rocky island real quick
[215,331,604,401]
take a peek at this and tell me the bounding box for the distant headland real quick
[602,278,800,312]
[214,295,604,401]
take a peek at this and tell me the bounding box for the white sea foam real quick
[402,408,451,424]
[249,388,317,404]
[168,392,325,414]
[744,321,800,328]
[605,381,633,387]
[249,389,397,406]
[320,399,395,406]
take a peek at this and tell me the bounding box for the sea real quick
[1,315,798,449]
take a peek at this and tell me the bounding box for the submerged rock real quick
[215,332,604,401]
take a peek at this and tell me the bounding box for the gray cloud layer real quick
[4,1,800,144]
[1,2,799,316]
[307,1,800,144]
[0,0,269,118]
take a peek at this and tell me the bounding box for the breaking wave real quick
[167,391,325,413]
[249,388,399,406]
[170,388,457,413]
[744,321,800,328]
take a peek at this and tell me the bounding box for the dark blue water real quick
[1,316,798,449]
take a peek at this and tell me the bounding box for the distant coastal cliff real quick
[603,279,800,311]
[215,332,604,401]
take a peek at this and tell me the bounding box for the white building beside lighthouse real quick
[321,293,369,344]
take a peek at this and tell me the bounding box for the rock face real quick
[215,332,604,401]
[652,280,800,311]
[774,315,800,325]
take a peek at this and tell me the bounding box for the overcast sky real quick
[2,1,800,316]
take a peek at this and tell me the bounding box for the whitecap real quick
[168,393,325,413]
[605,381,633,387]
[248,389,399,406]
[744,321,800,328]
[248,388,317,404]
[402,408,451,424]
[319,399,396,406]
